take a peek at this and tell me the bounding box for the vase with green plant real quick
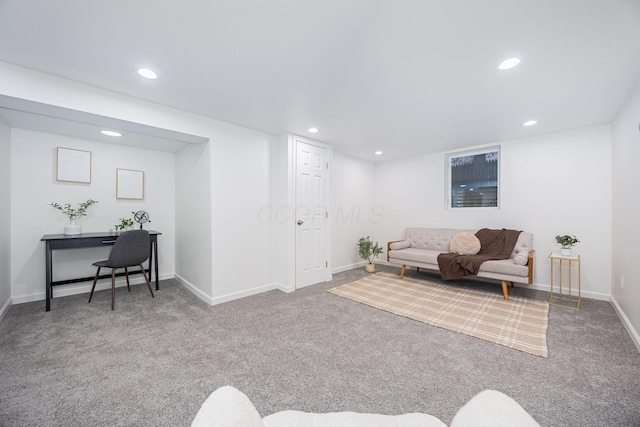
[555,234,579,256]
[113,217,135,233]
[358,236,384,273]
[51,199,98,235]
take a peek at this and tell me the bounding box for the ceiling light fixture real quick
[101,130,122,137]
[522,120,538,127]
[137,68,158,79]
[308,127,318,133]
[375,151,383,155]
[498,58,521,70]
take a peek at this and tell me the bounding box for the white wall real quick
[209,126,279,303]
[611,77,640,350]
[374,125,613,300]
[10,129,176,302]
[331,152,377,272]
[0,118,11,319]
[175,142,213,301]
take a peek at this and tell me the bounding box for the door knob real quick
[297,220,304,225]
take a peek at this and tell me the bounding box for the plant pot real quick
[560,247,572,256]
[365,263,375,273]
[64,220,81,235]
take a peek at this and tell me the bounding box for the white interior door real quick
[295,139,328,288]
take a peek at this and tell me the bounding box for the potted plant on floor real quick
[51,199,98,235]
[358,236,384,273]
[555,234,579,256]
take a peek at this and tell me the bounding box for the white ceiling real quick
[1,0,639,162]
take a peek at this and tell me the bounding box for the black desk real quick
[40,230,161,311]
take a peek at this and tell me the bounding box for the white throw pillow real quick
[450,232,481,255]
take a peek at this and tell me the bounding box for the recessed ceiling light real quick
[308,127,318,133]
[522,120,538,127]
[375,151,383,155]
[101,130,122,137]
[137,68,157,79]
[498,58,521,70]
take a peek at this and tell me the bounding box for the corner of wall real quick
[611,295,640,353]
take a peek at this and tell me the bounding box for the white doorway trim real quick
[276,134,332,291]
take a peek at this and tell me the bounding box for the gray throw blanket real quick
[437,228,522,281]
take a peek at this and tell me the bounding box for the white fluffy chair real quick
[191,386,539,427]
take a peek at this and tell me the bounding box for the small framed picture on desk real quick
[116,168,145,200]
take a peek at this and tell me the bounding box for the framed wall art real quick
[56,147,92,184]
[116,168,145,200]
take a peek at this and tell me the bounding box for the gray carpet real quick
[0,265,639,426]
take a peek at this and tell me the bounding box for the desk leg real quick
[154,240,159,290]
[45,242,52,312]
[148,240,153,285]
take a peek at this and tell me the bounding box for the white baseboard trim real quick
[520,282,610,302]
[332,261,367,274]
[11,273,175,305]
[174,273,214,305]
[0,297,12,324]
[274,282,295,293]
[375,261,612,301]
[175,274,293,305]
[209,282,282,306]
[610,296,640,353]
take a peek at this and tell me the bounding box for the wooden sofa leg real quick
[510,282,515,288]
[400,265,406,279]
[501,281,509,300]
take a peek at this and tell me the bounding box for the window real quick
[446,146,500,209]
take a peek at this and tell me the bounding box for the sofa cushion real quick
[450,232,481,255]
[263,411,446,427]
[389,248,441,265]
[191,386,265,427]
[450,390,539,427]
[478,259,529,277]
[510,232,533,258]
[405,228,475,251]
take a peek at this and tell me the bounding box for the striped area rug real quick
[328,272,549,357]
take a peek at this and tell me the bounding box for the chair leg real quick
[125,267,131,291]
[501,280,509,300]
[140,265,155,298]
[111,269,116,310]
[88,267,101,303]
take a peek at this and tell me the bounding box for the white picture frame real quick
[116,168,145,200]
[56,147,92,184]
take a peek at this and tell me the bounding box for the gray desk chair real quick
[88,230,155,310]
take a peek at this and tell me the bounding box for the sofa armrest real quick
[387,240,410,261]
[191,386,265,427]
[450,390,539,427]
[527,250,535,284]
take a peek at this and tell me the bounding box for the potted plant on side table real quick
[358,236,384,273]
[51,199,98,235]
[555,234,579,256]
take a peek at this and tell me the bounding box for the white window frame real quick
[445,145,500,210]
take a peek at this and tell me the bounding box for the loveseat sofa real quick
[191,385,540,427]
[387,228,534,299]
